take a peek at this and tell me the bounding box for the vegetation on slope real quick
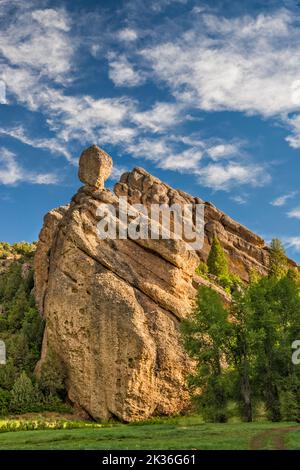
[0,242,36,260]
[0,243,67,416]
[186,238,300,423]
[196,236,243,293]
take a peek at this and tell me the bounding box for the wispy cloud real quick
[271,191,297,207]
[0,125,72,161]
[0,148,58,185]
[132,102,182,132]
[124,134,269,190]
[108,53,145,87]
[287,207,300,219]
[141,9,300,146]
[0,2,289,192]
[231,194,248,205]
[283,236,300,252]
[0,6,73,84]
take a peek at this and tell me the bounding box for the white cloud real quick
[0,149,23,185]
[132,102,181,132]
[118,28,138,42]
[207,143,239,160]
[287,207,300,219]
[283,236,300,252]
[0,148,58,185]
[0,6,140,159]
[271,191,297,206]
[0,7,73,82]
[141,9,300,145]
[108,53,144,87]
[126,137,170,161]
[159,148,203,171]
[31,8,70,32]
[231,195,248,205]
[0,80,6,104]
[196,163,270,191]
[285,115,300,148]
[0,125,72,161]
[0,3,281,192]
[124,134,269,190]
[52,94,136,145]
[97,126,137,145]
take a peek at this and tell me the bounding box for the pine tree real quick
[269,238,288,279]
[9,372,35,413]
[207,237,229,278]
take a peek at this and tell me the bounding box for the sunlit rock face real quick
[35,145,275,422]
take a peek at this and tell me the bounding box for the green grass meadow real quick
[0,416,299,450]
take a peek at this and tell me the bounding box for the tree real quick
[0,389,10,416]
[0,359,17,390]
[207,237,229,279]
[39,350,66,396]
[9,372,36,413]
[269,238,288,279]
[229,291,256,422]
[245,272,300,421]
[181,286,231,422]
[182,269,300,423]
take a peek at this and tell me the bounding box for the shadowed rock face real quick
[34,145,276,421]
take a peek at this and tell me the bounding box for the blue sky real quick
[0,0,300,263]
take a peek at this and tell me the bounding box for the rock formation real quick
[34,144,282,422]
[115,167,276,282]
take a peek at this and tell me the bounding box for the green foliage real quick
[183,258,300,423]
[0,252,68,415]
[0,260,45,385]
[195,261,209,278]
[204,237,243,293]
[246,274,300,421]
[9,372,37,413]
[39,350,67,397]
[181,286,232,422]
[207,237,229,278]
[0,242,36,260]
[280,390,300,421]
[269,238,288,279]
[0,389,10,416]
[0,417,102,434]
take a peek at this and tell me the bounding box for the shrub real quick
[0,389,10,416]
[195,261,209,278]
[9,372,37,413]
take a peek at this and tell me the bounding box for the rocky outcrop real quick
[35,146,200,422]
[78,145,113,189]
[34,145,282,422]
[115,167,272,282]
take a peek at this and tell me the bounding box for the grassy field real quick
[0,416,299,450]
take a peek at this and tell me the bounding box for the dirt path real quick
[250,425,300,450]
